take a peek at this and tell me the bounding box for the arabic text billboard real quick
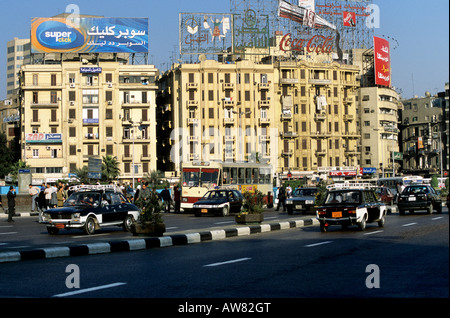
[374,36,391,87]
[31,17,148,53]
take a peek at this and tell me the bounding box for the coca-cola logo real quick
[279,33,334,54]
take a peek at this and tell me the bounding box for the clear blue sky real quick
[0,0,448,100]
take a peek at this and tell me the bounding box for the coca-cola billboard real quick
[279,33,335,54]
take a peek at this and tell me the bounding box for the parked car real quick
[375,186,395,204]
[316,188,387,232]
[285,187,318,215]
[397,185,442,215]
[41,186,140,235]
[193,189,243,217]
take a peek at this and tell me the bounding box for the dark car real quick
[193,189,243,217]
[316,188,387,232]
[41,187,140,235]
[397,185,442,215]
[284,187,318,215]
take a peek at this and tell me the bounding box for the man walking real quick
[7,186,16,223]
[160,186,172,213]
[28,184,40,212]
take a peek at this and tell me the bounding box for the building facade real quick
[19,57,158,184]
[157,53,360,180]
[6,38,31,99]
[400,91,447,177]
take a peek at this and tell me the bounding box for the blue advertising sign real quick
[31,17,148,53]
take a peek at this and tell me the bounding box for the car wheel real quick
[47,227,59,235]
[123,214,135,232]
[436,203,442,214]
[427,204,433,215]
[358,216,367,231]
[83,216,97,235]
[378,215,386,227]
[320,222,328,233]
[221,205,229,217]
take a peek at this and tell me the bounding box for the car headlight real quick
[305,200,314,205]
[285,200,293,205]
[72,213,81,219]
[43,213,51,221]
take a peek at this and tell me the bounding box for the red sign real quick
[280,33,334,54]
[374,36,391,87]
[343,12,356,27]
[329,171,357,177]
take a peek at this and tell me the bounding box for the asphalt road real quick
[0,208,448,302]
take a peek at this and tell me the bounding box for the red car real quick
[375,187,394,204]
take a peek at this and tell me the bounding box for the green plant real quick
[241,190,264,214]
[314,181,328,206]
[137,189,163,224]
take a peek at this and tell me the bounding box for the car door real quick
[230,190,243,212]
[115,193,130,221]
[101,192,118,223]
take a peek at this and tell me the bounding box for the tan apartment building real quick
[359,86,401,177]
[19,58,158,184]
[6,38,31,99]
[157,53,360,179]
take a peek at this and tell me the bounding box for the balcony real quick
[281,131,298,139]
[223,83,234,90]
[343,114,354,122]
[223,99,235,107]
[186,83,198,90]
[258,100,270,108]
[223,118,235,125]
[259,118,271,125]
[258,83,270,90]
[309,78,331,85]
[186,100,199,108]
[314,113,327,121]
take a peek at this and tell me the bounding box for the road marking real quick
[364,230,384,236]
[0,232,18,235]
[432,217,444,221]
[165,227,179,230]
[214,221,235,225]
[402,223,417,227]
[204,258,251,267]
[72,233,111,239]
[52,282,127,298]
[304,241,333,248]
[264,216,278,220]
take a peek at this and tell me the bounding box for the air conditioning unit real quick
[108,101,113,105]
[108,83,113,88]
[70,101,75,106]
[70,83,75,88]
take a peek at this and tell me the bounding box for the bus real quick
[181,161,273,213]
[377,176,424,194]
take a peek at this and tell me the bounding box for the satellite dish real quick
[199,54,206,62]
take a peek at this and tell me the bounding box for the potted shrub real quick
[235,190,264,224]
[131,187,166,236]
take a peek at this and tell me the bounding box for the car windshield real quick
[325,191,361,204]
[202,191,228,200]
[64,192,101,207]
[293,188,317,197]
[403,186,430,195]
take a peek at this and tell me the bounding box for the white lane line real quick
[364,230,384,236]
[214,221,235,225]
[52,282,127,298]
[432,217,444,221]
[72,233,111,239]
[204,258,251,267]
[402,223,417,227]
[304,241,333,248]
[165,227,179,230]
[0,232,18,235]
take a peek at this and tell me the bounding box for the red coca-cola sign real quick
[279,33,334,54]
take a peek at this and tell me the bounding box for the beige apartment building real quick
[19,58,158,184]
[157,53,360,178]
[6,38,31,99]
[359,86,401,177]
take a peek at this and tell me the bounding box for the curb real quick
[0,218,319,264]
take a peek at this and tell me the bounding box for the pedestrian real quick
[57,186,66,207]
[7,186,16,223]
[28,184,40,212]
[276,185,286,212]
[44,184,52,210]
[159,186,172,213]
[136,182,150,210]
[173,184,181,213]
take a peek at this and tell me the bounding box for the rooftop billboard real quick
[31,17,148,53]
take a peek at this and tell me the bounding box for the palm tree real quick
[102,155,120,181]
[74,166,90,184]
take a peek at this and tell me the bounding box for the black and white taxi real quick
[316,186,387,232]
[41,185,140,235]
